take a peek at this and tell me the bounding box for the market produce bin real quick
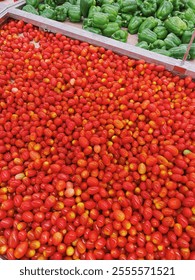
[1,2,195,77]
[0,5,194,261]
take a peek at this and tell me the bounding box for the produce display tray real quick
[0,1,195,78]
[0,2,194,261]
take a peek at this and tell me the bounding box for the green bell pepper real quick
[45,0,56,8]
[156,18,163,26]
[92,12,109,29]
[96,0,114,4]
[164,16,187,37]
[186,21,194,30]
[22,4,39,15]
[121,13,133,28]
[113,2,120,10]
[153,25,168,39]
[111,29,128,43]
[118,0,137,14]
[136,41,149,50]
[139,0,157,17]
[40,7,57,19]
[54,0,66,5]
[171,0,186,10]
[187,0,195,10]
[152,48,171,57]
[68,5,81,22]
[115,15,123,28]
[172,10,184,18]
[102,22,120,37]
[68,0,78,4]
[138,28,158,44]
[128,16,144,34]
[134,10,142,16]
[156,0,173,20]
[26,0,39,8]
[164,33,182,49]
[136,0,142,6]
[82,18,92,28]
[189,43,195,59]
[154,0,163,5]
[83,26,102,34]
[169,44,189,59]
[102,3,119,13]
[182,30,195,44]
[55,5,67,21]
[101,4,118,22]
[38,3,50,13]
[62,2,73,12]
[88,6,101,18]
[184,8,195,24]
[151,39,165,49]
[80,0,95,18]
[138,16,158,33]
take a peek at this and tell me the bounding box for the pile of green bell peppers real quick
[82,3,129,42]
[21,0,195,59]
[22,0,81,22]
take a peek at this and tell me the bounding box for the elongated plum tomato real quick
[14,242,28,259]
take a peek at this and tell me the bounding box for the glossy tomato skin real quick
[8,230,19,249]
[14,242,28,259]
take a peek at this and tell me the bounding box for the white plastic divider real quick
[0,0,25,15]
[0,6,194,78]
[0,2,8,17]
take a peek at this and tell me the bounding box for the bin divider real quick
[181,29,195,65]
